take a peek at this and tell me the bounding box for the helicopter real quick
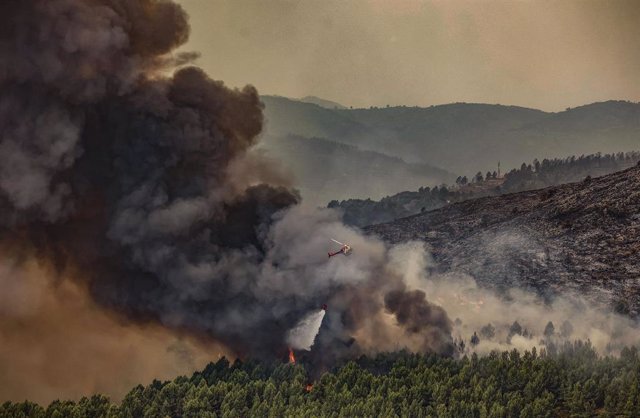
[328,238,352,258]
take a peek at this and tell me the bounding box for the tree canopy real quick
[2,341,639,418]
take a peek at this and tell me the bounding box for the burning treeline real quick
[0,0,453,376]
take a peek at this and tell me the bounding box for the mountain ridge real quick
[262,95,640,174]
[256,134,455,205]
[299,95,346,109]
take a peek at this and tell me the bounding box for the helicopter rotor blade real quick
[330,238,345,245]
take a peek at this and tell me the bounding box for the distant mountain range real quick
[255,135,455,206]
[298,95,346,109]
[261,96,640,177]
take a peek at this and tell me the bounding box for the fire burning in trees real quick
[288,348,296,364]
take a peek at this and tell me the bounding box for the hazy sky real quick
[177,0,640,111]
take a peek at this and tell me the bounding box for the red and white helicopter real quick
[328,238,352,258]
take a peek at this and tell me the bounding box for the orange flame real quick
[288,348,296,364]
[305,383,313,392]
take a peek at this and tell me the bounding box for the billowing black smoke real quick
[385,288,453,355]
[0,0,453,363]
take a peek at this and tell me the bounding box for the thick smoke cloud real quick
[384,288,452,355]
[0,257,228,404]
[0,0,452,384]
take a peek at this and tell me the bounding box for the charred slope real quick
[366,165,640,315]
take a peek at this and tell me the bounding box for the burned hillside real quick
[366,165,640,316]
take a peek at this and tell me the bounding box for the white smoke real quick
[387,240,640,356]
[286,309,326,350]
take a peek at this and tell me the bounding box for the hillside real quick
[261,96,374,143]
[256,135,455,206]
[262,96,640,174]
[337,103,547,170]
[332,151,640,227]
[366,165,640,315]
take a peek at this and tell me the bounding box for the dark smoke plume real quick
[0,0,452,369]
[385,288,453,355]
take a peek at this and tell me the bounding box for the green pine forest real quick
[2,341,640,418]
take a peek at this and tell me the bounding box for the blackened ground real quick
[366,165,640,316]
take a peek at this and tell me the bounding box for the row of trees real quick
[2,342,639,417]
[330,151,640,227]
[500,152,640,193]
[455,171,498,186]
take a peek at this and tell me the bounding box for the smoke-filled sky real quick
[177,0,640,111]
